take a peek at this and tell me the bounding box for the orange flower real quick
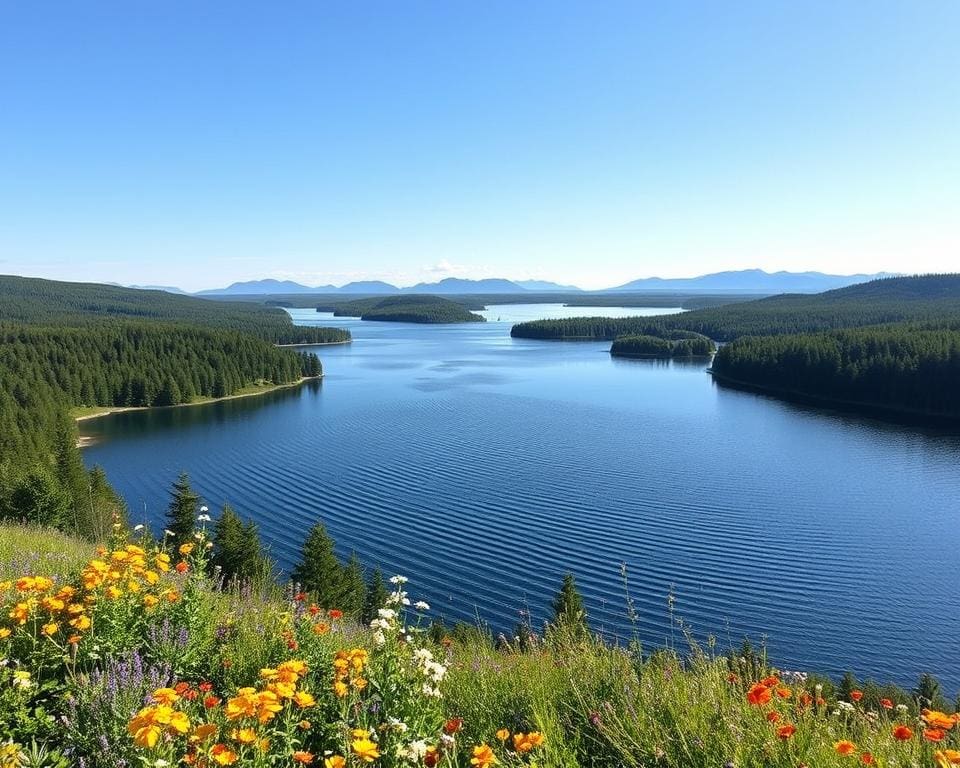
[925,728,947,742]
[798,692,813,707]
[175,561,189,574]
[880,698,893,709]
[293,752,315,764]
[775,687,792,699]
[892,725,913,741]
[861,753,874,765]
[495,729,510,741]
[470,744,498,767]
[210,744,238,765]
[766,711,780,723]
[760,675,780,688]
[850,690,863,702]
[776,724,796,739]
[747,683,772,706]
[312,622,330,635]
[324,757,345,768]
[328,609,343,620]
[934,750,960,767]
[834,740,857,756]
[924,710,957,730]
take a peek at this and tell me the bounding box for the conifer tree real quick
[166,472,200,545]
[291,522,345,608]
[339,551,366,616]
[211,503,268,583]
[549,572,588,639]
[362,567,389,624]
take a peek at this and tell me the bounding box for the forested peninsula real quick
[321,294,485,323]
[0,276,346,538]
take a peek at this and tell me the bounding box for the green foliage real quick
[512,274,960,341]
[166,472,200,545]
[549,572,588,641]
[610,333,715,358]
[211,503,271,584]
[328,294,486,323]
[362,567,389,624]
[0,274,350,345]
[711,326,960,418]
[291,522,366,612]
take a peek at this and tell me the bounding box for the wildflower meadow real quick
[0,517,957,768]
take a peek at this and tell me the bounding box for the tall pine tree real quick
[549,572,588,640]
[291,522,345,608]
[166,472,200,545]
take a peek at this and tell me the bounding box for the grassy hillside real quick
[0,275,350,345]
[0,521,956,767]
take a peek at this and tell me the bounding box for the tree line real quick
[610,333,715,358]
[711,326,960,418]
[326,295,486,324]
[0,275,351,345]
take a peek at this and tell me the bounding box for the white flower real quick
[401,597,411,606]
[200,505,209,513]
[378,608,397,621]
[896,704,909,712]
[373,630,386,646]
[389,575,408,584]
[369,618,390,630]
[197,514,211,522]
[440,734,455,748]
[414,601,430,611]
[153,761,171,768]
[387,717,409,733]
[133,524,145,532]
[413,648,433,663]
[164,529,175,537]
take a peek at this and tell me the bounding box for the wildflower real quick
[470,744,498,767]
[299,720,312,730]
[415,601,430,610]
[210,744,238,765]
[892,724,913,741]
[198,514,211,522]
[746,683,772,706]
[444,718,463,734]
[389,575,408,584]
[333,681,349,698]
[293,691,316,708]
[312,622,330,635]
[204,695,221,709]
[134,524,145,531]
[850,690,863,702]
[880,698,893,709]
[328,609,343,620]
[924,711,957,730]
[232,728,257,744]
[775,687,791,699]
[861,753,874,765]
[0,628,10,639]
[495,729,510,742]
[292,752,315,764]
[152,688,180,706]
[352,738,380,763]
[179,543,194,556]
[324,757,345,768]
[194,723,218,741]
[834,740,856,756]
[425,746,440,767]
[41,622,58,636]
[934,750,960,767]
[765,712,780,723]
[776,724,796,739]
[513,732,545,752]
[925,728,947,742]
[175,561,189,574]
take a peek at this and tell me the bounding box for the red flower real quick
[892,725,913,741]
[766,711,781,723]
[880,698,893,710]
[329,609,343,620]
[175,561,189,574]
[776,724,796,739]
[760,675,780,688]
[798,692,813,707]
[747,683,772,706]
[444,718,463,734]
[203,695,221,709]
[294,592,307,602]
[924,728,947,742]
[775,687,792,699]
[850,690,863,702]
[861,753,874,765]
[199,682,213,693]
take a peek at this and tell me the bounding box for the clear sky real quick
[1,2,957,291]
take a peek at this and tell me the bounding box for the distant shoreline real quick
[275,339,352,348]
[74,375,322,446]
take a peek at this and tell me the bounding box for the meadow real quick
[1,520,957,767]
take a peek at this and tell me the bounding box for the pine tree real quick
[291,522,345,608]
[338,551,366,616]
[166,472,200,545]
[549,572,588,639]
[838,671,858,701]
[362,567,389,624]
[914,673,945,709]
[212,503,269,583]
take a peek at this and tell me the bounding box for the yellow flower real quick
[471,744,498,767]
[352,738,380,763]
[69,614,92,631]
[231,727,257,744]
[352,677,368,691]
[334,680,349,698]
[143,594,159,608]
[152,688,180,706]
[324,756,345,768]
[41,622,59,637]
[0,627,11,639]
[210,743,238,765]
[192,723,218,741]
[293,691,316,708]
[495,729,510,742]
[179,543,195,556]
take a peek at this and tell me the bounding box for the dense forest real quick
[611,333,715,358]
[0,275,351,345]
[512,275,960,342]
[323,295,485,323]
[0,277,336,541]
[711,326,960,418]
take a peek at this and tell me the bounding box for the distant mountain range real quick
[178,270,899,297]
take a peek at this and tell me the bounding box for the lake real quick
[81,305,960,691]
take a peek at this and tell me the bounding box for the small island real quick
[320,295,485,324]
[610,331,715,359]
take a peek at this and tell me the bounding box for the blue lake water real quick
[81,306,960,691]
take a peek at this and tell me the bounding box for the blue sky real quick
[1,1,957,291]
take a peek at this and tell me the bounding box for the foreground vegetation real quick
[0,507,958,767]
[324,296,485,324]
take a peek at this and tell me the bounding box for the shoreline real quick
[708,369,960,427]
[275,339,351,348]
[74,375,322,445]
